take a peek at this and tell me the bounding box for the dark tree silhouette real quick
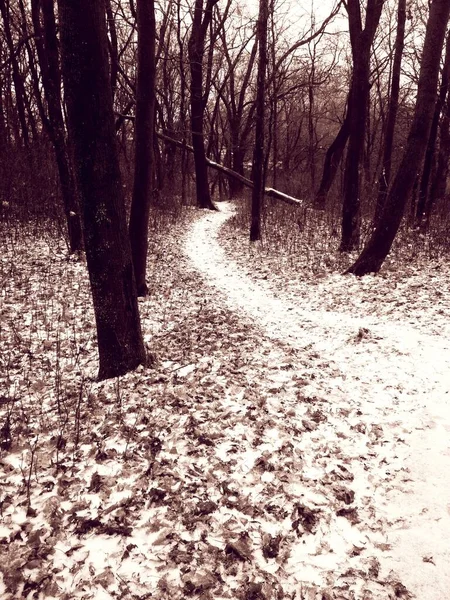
[374,0,406,224]
[58,0,146,379]
[250,0,268,241]
[0,0,30,145]
[215,24,258,198]
[188,0,219,210]
[30,0,83,254]
[347,0,450,275]
[129,0,156,296]
[415,31,450,227]
[314,96,351,210]
[427,32,450,227]
[340,0,384,252]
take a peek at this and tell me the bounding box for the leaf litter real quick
[0,204,449,599]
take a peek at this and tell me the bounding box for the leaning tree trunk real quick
[340,0,384,252]
[427,32,450,227]
[416,30,450,227]
[374,0,406,224]
[415,102,441,225]
[128,0,156,297]
[58,0,146,379]
[188,0,218,210]
[250,0,268,241]
[347,0,450,276]
[314,97,351,209]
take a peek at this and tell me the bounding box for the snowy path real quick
[184,203,450,599]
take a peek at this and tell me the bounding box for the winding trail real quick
[184,203,450,599]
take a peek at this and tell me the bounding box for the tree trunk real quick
[427,33,450,226]
[0,0,29,145]
[250,0,268,242]
[176,0,188,204]
[105,0,119,99]
[58,0,146,380]
[229,119,246,197]
[415,103,440,225]
[340,0,384,252]
[220,32,257,199]
[416,30,450,227]
[31,0,83,254]
[128,0,156,296]
[250,0,268,240]
[374,0,406,223]
[188,0,218,210]
[347,0,450,275]
[314,97,351,209]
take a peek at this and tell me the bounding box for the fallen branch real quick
[156,131,304,208]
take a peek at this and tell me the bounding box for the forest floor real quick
[1,202,450,600]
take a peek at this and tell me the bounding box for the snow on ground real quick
[0,205,449,599]
[185,202,450,600]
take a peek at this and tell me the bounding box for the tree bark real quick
[128,0,156,296]
[427,32,450,226]
[374,0,406,224]
[105,0,119,100]
[416,30,450,227]
[31,0,83,254]
[188,0,218,210]
[347,0,450,275]
[340,0,384,252]
[250,0,269,241]
[58,0,146,380]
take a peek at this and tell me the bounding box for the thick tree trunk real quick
[128,0,156,297]
[347,0,450,275]
[250,0,268,241]
[31,0,83,254]
[58,0,146,380]
[374,0,406,223]
[340,0,384,252]
[188,0,218,210]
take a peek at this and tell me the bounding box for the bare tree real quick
[215,14,257,198]
[374,0,406,224]
[0,0,30,145]
[128,0,156,296]
[58,0,146,379]
[30,0,83,253]
[347,0,450,275]
[427,32,450,227]
[340,0,385,252]
[188,0,219,210]
[415,30,450,227]
[314,92,351,210]
[250,0,269,241]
